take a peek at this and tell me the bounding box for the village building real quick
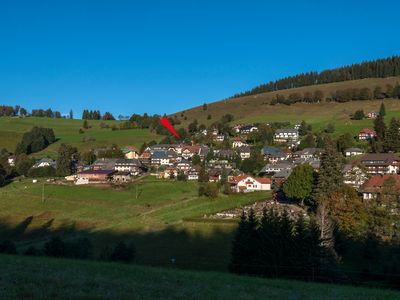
[232,137,248,148]
[293,148,322,160]
[229,175,271,193]
[187,166,200,181]
[213,134,225,142]
[158,167,178,179]
[344,147,364,157]
[240,125,258,134]
[92,158,118,170]
[260,161,293,175]
[359,174,400,200]
[176,159,192,172]
[7,155,16,167]
[367,111,378,119]
[274,129,299,143]
[208,169,222,182]
[343,164,369,188]
[261,146,288,162]
[32,158,56,169]
[216,149,235,160]
[358,128,376,140]
[139,150,151,165]
[112,171,132,183]
[76,169,116,184]
[181,145,200,160]
[272,169,292,187]
[360,153,400,174]
[115,159,146,176]
[237,146,251,159]
[233,124,245,133]
[121,146,140,159]
[151,150,171,166]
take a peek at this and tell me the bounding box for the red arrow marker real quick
[160,116,181,139]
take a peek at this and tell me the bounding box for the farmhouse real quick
[344,147,364,157]
[229,175,271,193]
[76,169,116,184]
[358,128,376,140]
[115,159,146,175]
[274,129,299,143]
[360,153,400,174]
[359,174,400,200]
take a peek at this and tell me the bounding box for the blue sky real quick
[0,0,399,117]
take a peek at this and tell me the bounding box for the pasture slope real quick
[1,254,399,300]
[172,77,400,136]
[0,178,269,270]
[0,117,161,157]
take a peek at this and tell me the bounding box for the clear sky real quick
[0,0,399,117]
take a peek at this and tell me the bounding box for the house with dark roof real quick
[237,146,251,159]
[261,146,288,162]
[360,153,400,174]
[115,159,146,175]
[92,158,118,170]
[151,150,171,166]
[344,148,364,157]
[274,129,299,143]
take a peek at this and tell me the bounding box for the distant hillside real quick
[1,254,399,299]
[172,77,400,135]
[0,117,161,157]
[232,56,400,97]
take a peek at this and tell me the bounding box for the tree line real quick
[0,105,64,118]
[232,56,400,98]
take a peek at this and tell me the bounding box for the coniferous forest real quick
[233,56,400,98]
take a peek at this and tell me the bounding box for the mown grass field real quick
[1,254,399,300]
[172,77,400,136]
[0,117,161,157]
[0,177,269,269]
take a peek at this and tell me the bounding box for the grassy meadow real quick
[0,177,269,269]
[1,254,399,300]
[0,116,161,157]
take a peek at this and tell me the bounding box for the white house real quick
[229,175,271,193]
[33,158,56,169]
[274,129,299,143]
[232,137,248,148]
[344,147,364,157]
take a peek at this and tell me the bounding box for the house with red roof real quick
[358,128,376,140]
[229,175,271,193]
[359,174,400,200]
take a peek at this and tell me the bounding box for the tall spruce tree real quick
[384,118,400,152]
[379,102,386,116]
[373,114,386,140]
[313,141,344,204]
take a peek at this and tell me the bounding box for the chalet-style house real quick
[344,147,364,157]
[293,148,322,160]
[217,149,235,160]
[261,146,289,162]
[76,169,116,185]
[229,175,271,193]
[237,146,251,159]
[181,145,201,160]
[274,129,299,143]
[360,153,400,174]
[151,151,171,166]
[115,159,146,176]
[32,158,56,169]
[232,137,248,148]
[359,174,400,200]
[240,125,258,134]
[208,169,222,182]
[122,146,139,159]
[176,160,191,172]
[260,161,293,175]
[358,128,376,140]
[92,158,118,170]
[342,164,368,188]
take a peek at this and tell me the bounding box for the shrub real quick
[110,241,136,263]
[44,236,66,257]
[66,238,93,259]
[0,240,17,254]
[27,166,56,178]
[24,246,40,256]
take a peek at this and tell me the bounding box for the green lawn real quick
[0,116,161,157]
[0,178,269,269]
[1,254,398,300]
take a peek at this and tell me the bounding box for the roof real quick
[237,146,251,153]
[78,169,116,175]
[361,153,400,165]
[275,128,299,134]
[230,175,271,185]
[344,147,363,152]
[151,150,168,159]
[261,146,284,156]
[121,146,139,153]
[360,174,400,193]
[359,128,376,135]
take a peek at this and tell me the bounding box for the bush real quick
[110,241,136,263]
[27,166,56,178]
[24,245,40,256]
[44,236,66,257]
[199,183,219,198]
[0,240,17,254]
[66,238,93,259]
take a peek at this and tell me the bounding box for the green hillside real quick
[172,77,400,136]
[0,117,161,157]
[1,254,399,300]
